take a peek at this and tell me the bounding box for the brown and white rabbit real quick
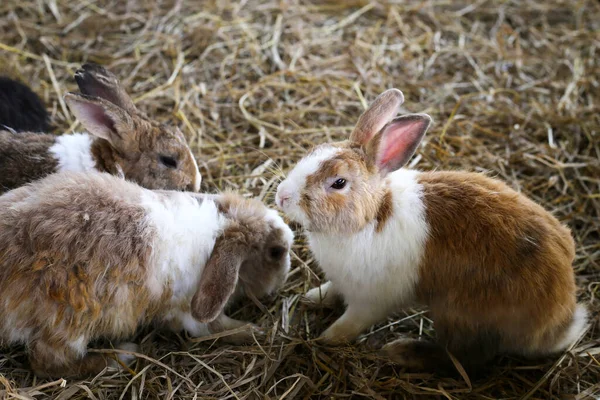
[0,171,293,378]
[0,63,201,194]
[275,89,587,372]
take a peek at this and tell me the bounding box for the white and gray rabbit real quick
[0,171,293,378]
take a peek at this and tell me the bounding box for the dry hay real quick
[0,0,599,398]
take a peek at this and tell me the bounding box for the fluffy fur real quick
[0,172,293,378]
[0,131,59,192]
[0,77,52,133]
[0,64,201,194]
[276,88,586,373]
[49,133,96,172]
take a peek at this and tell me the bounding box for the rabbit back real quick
[0,173,158,347]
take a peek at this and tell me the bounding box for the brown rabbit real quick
[275,88,587,373]
[0,63,201,194]
[0,171,293,378]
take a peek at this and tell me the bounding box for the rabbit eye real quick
[268,246,286,260]
[330,178,346,190]
[159,155,178,169]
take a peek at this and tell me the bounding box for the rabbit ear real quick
[350,89,404,145]
[64,92,134,146]
[367,114,432,175]
[191,234,245,323]
[74,64,138,115]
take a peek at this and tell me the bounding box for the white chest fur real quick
[307,169,429,312]
[49,133,96,173]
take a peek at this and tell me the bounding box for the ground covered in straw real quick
[1,0,599,398]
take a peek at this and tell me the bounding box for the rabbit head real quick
[64,63,201,191]
[191,194,294,322]
[276,89,432,234]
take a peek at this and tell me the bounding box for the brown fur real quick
[411,171,577,369]
[300,142,389,234]
[302,155,581,371]
[214,192,292,302]
[193,233,243,322]
[73,63,200,190]
[301,153,580,370]
[75,63,138,115]
[0,173,157,377]
[0,63,200,195]
[65,92,200,191]
[297,112,428,234]
[0,173,291,378]
[381,338,455,372]
[87,116,199,191]
[0,131,58,193]
[350,89,404,145]
[288,88,581,373]
[375,189,393,232]
[0,118,199,194]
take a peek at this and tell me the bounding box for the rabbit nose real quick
[276,190,291,208]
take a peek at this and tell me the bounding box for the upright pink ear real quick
[350,89,405,145]
[369,114,432,175]
[64,92,132,145]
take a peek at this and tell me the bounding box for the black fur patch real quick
[0,77,52,133]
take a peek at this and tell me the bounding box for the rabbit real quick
[275,88,587,373]
[0,76,52,133]
[0,171,293,378]
[0,63,201,194]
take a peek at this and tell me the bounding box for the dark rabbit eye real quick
[159,155,178,169]
[268,246,286,260]
[331,178,347,190]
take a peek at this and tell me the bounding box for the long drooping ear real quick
[74,63,139,115]
[191,233,245,323]
[350,89,405,145]
[64,92,135,146]
[366,114,432,175]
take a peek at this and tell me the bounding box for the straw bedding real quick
[0,0,598,398]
